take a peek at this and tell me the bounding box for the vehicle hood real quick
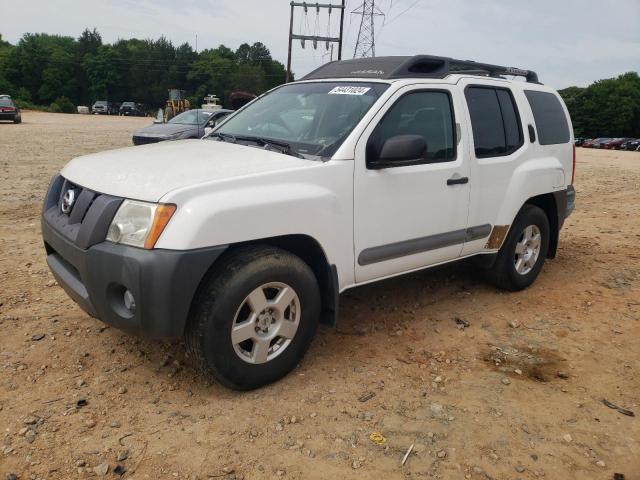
[61,140,315,202]
[133,122,198,137]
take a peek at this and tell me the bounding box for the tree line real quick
[559,72,640,138]
[0,29,289,112]
[1,28,639,135]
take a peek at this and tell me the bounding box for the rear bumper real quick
[42,216,227,338]
[553,185,575,230]
[0,113,17,120]
[565,185,575,219]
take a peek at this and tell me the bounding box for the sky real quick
[1,0,639,89]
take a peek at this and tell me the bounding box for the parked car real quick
[594,138,612,148]
[574,137,586,146]
[41,55,575,389]
[92,100,119,115]
[119,102,144,117]
[582,138,607,148]
[0,95,21,123]
[621,139,640,151]
[132,108,232,145]
[602,138,629,149]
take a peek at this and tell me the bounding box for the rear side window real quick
[524,90,570,145]
[465,86,523,158]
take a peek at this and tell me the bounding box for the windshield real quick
[0,98,14,107]
[94,101,107,106]
[122,102,135,107]
[215,81,389,157]
[169,109,212,125]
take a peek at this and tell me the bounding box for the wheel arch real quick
[524,192,559,259]
[187,234,339,333]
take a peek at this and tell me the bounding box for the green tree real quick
[83,45,122,100]
[560,72,640,138]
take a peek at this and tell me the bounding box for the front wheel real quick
[485,205,550,291]
[186,245,321,390]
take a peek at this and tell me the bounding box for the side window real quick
[367,90,456,166]
[524,90,570,145]
[465,86,523,158]
[496,89,522,152]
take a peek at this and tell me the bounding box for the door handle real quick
[447,176,469,186]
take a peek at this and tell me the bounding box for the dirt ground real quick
[0,111,638,480]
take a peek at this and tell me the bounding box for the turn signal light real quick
[144,204,176,249]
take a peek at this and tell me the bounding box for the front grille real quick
[133,135,162,146]
[42,175,123,249]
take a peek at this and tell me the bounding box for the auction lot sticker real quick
[328,86,371,95]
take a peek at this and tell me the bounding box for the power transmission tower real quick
[287,1,346,82]
[352,0,385,58]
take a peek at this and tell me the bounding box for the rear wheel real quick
[13,114,21,124]
[186,245,321,390]
[485,205,550,291]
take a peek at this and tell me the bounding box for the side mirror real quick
[204,126,213,136]
[368,134,427,169]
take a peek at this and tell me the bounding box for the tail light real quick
[571,144,576,184]
[1,107,15,112]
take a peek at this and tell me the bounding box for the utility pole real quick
[286,1,346,83]
[352,0,384,58]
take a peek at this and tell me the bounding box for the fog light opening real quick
[123,289,136,314]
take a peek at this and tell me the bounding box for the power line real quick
[286,1,346,82]
[352,0,385,58]
[384,0,420,27]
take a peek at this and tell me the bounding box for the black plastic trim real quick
[358,224,491,266]
[553,185,575,229]
[321,265,339,327]
[302,55,540,83]
[42,217,228,338]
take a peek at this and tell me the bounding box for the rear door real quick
[458,80,529,256]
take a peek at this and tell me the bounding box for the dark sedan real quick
[120,101,145,117]
[621,139,640,151]
[0,95,21,123]
[132,109,233,146]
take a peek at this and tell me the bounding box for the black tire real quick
[485,205,550,291]
[186,245,321,390]
[13,115,21,124]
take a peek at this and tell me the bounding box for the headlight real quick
[106,200,176,249]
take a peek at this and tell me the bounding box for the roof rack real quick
[302,55,540,83]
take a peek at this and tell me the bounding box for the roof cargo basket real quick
[302,55,540,83]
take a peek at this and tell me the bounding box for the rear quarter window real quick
[524,90,570,145]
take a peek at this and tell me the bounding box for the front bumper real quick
[132,135,163,146]
[41,176,227,338]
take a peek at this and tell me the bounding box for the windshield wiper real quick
[235,135,305,159]
[209,131,237,143]
[209,132,305,159]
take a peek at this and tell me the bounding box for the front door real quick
[354,85,473,283]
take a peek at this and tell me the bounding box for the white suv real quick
[42,55,575,389]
